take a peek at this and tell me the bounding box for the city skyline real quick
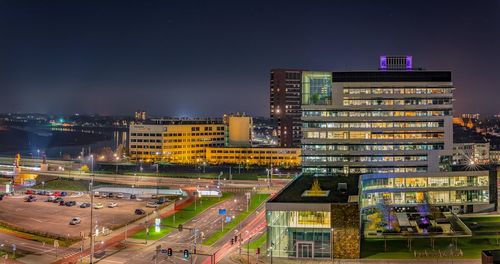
[1,0,499,117]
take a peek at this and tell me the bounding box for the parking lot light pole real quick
[89,154,95,264]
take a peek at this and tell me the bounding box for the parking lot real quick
[0,191,166,239]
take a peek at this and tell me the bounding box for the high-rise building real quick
[302,56,454,175]
[270,69,303,147]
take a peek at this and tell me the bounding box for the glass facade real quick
[360,174,490,209]
[267,210,331,258]
[302,72,332,105]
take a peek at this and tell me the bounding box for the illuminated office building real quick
[129,120,226,163]
[302,56,454,174]
[205,147,300,167]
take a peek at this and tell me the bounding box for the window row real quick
[303,166,427,174]
[304,131,444,140]
[343,98,452,106]
[303,155,427,163]
[303,110,451,117]
[303,121,443,129]
[361,190,489,207]
[303,143,444,151]
[361,175,489,190]
[343,87,452,95]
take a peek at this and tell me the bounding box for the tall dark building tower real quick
[270,69,303,147]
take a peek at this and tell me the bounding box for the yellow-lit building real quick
[205,147,301,167]
[225,114,252,147]
[129,122,226,163]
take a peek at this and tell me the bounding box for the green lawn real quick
[248,233,266,250]
[123,171,266,181]
[363,236,500,259]
[461,216,500,223]
[32,179,90,191]
[202,193,269,246]
[132,193,234,240]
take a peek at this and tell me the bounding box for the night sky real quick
[0,0,499,117]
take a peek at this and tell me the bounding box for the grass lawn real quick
[32,179,90,191]
[363,236,500,259]
[202,193,269,246]
[123,171,266,181]
[132,193,234,240]
[248,233,266,250]
[460,216,500,223]
[0,226,74,248]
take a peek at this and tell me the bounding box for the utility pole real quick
[89,154,95,264]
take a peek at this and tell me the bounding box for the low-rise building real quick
[490,150,500,164]
[129,121,226,163]
[266,174,360,259]
[453,142,490,165]
[359,170,497,213]
[205,147,300,167]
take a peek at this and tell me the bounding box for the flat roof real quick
[268,174,359,204]
[332,71,451,82]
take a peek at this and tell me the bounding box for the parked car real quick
[146,202,159,208]
[53,192,61,197]
[116,193,124,199]
[108,202,118,208]
[130,194,137,200]
[69,217,81,225]
[80,202,91,208]
[53,197,63,203]
[25,195,37,202]
[0,194,4,201]
[135,209,146,215]
[37,190,46,195]
[46,196,56,202]
[157,197,169,204]
[25,190,35,195]
[65,201,76,206]
[45,191,53,196]
[60,191,67,197]
[59,200,65,206]
[151,194,158,199]
[108,193,114,198]
[94,192,100,197]
[94,203,104,209]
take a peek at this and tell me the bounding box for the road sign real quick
[225,216,232,223]
[12,244,16,251]
[218,209,226,215]
[53,240,59,248]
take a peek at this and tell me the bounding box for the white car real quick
[94,203,104,209]
[146,202,159,208]
[116,193,124,199]
[70,217,81,225]
[108,202,118,208]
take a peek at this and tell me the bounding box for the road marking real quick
[30,218,43,223]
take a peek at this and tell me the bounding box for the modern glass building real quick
[266,175,360,259]
[360,170,497,213]
[302,57,454,175]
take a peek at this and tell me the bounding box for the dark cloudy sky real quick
[0,0,499,117]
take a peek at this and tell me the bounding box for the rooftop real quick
[268,174,359,204]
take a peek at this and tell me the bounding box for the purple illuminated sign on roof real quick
[380,56,387,70]
[406,56,413,69]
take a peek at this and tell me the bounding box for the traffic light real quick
[178,224,183,232]
[231,238,234,245]
[234,235,238,242]
[183,249,189,259]
[167,248,172,256]
[256,247,260,255]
